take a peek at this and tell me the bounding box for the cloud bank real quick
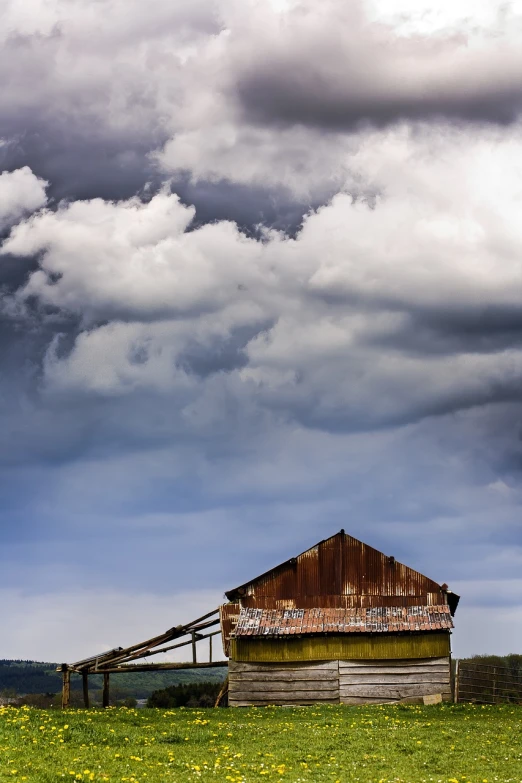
[2,0,522,202]
[4,126,522,436]
[1,0,522,660]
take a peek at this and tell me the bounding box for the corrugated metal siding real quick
[221,531,457,656]
[230,632,450,662]
[228,594,444,609]
[219,603,240,657]
[226,531,448,607]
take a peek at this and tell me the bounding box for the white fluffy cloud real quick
[5,190,263,323]
[0,166,47,229]
[4,127,522,432]
[9,125,522,321]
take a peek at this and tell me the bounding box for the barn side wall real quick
[228,660,339,707]
[339,657,452,704]
[230,633,450,663]
[228,657,452,706]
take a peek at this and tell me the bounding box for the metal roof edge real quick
[225,530,344,600]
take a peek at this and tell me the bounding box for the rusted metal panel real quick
[220,530,459,656]
[233,605,453,637]
[225,530,457,609]
[236,593,444,609]
[219,603,240,657]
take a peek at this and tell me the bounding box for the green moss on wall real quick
[230,633,450,662]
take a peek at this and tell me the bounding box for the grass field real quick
[1,703,521,783]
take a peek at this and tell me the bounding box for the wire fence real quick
[455,660,522,704]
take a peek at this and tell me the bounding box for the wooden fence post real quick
[61,667,71,709]
[191,631,197,664]
[209,635,213,663]
[454,660,459,703]
[82,672,90,708]
[102,673,110,708]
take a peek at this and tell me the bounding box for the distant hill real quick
[0,659,226,700]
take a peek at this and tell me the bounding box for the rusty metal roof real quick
[233,605,453,637]
[220,602,240,657]
[225,530,459,615]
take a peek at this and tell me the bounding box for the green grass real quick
[1,703,521,783]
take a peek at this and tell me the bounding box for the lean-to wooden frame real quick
[60,530,459,707]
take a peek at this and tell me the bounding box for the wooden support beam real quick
[107,628,221,667]
[94,661,228,674]
[63,607,223,682]
[102,673,110,708]
[215,675,229,707]
[61,668,71,709]
[82,671,90,709]
[93,614,220,669]
[189,618,221,633]
[69,647,123,670]
[209,634,213,663]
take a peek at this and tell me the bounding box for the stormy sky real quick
[1,0,522,662]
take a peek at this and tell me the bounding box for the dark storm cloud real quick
[0,25,167,200]
[357,306,522,360]
[264,369,522,435]
[180,177,323,236]
[231,3,522,132]
[0,252,39,291]
[237,72,522,131]
[0,0,323,232]
[0,130,165,204]
[2,0,522,661]
[0,127,313,234]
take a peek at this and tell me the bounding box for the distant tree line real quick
[0,661,66,695]
[147,681,225,708]
[465,654,522,678]
[0,659,225,701]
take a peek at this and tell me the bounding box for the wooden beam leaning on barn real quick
[57,608,225,708]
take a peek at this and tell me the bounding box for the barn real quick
[220,530,459,706]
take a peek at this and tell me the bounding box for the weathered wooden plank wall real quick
[228,657,451,706]
[228,660,339,706]
[339,657,451,704]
